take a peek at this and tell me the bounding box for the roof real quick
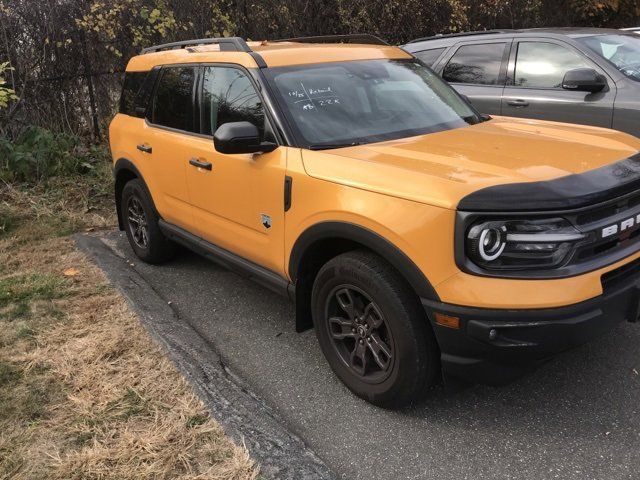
[404,27,636,48]
[127,35,411,72]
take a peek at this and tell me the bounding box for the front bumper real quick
[422,259,640,385]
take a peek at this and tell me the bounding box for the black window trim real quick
[505,37,612,91]
[438,39,513,88]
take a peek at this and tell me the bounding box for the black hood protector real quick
[458,152,640,212]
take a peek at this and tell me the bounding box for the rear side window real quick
[201,66,264,137]
[119,72,148,116]
[443,43,507,85]
[413,48,446,67]
[151,67,196,132]
[514,42,591,88]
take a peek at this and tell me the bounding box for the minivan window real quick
[578,34,640,82]
[201,66,264,137]
[151,67,196,132]
[266,59,479,149]
[413,48,446,67]
[514,42,590,88]
[442,43,506,85]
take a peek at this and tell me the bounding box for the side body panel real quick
[109,113,193,230]
[283,149,460,290]
[185,138,288,275]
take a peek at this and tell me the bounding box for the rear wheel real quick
[311,250,439,408]
[121,179,175,264]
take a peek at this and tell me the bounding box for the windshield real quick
[264,59,480,149]
[578,34,640,82]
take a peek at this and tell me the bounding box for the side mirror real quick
[213,121,277,155]
[562,68,607,93]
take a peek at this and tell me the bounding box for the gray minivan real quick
[403,28,640,137]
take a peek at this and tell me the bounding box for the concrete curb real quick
[75,232,337,480]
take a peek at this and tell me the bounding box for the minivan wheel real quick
[311,250,439,408]
[121,179,175,264]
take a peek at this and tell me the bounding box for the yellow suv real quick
[110,35,640,407]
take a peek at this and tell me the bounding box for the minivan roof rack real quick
[272,34,389,46]
[141,37,251,54]
[407,30,513,44]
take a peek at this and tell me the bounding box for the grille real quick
[566,189,640,267]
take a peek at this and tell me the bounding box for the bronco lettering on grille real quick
[602,213,640,238]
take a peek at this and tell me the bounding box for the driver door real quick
[501,39,616,127]
[185,65,287,275]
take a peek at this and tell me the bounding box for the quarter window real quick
[119,71,147,116]
[151,67,196,132]
[414,48,446,67]
[514,42,591,88]
[442,43,506,85]
[201,66,264,137]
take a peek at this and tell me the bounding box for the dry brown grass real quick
[0,164,258,480]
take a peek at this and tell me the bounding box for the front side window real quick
[151,67,196,131]
[514,42,590,88]
[201,66,264,137]
[266,59,479,149]
[442,43,506,85]
[578,34,640,82]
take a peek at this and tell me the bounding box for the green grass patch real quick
[0,273,69,308]
[9,301,30,319]
[186,413,209,429]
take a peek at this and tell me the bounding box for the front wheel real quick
[311,250,439,408]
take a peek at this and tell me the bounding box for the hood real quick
[301,116,640,210]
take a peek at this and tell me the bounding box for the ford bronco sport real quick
[110,34,640,408]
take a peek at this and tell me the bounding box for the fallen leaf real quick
[63,268,80,277]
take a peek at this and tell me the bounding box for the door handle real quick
[189,158,212,171]
[507,99,530,108]
[137,144,152,154]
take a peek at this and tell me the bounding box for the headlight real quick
[465,217,586,271]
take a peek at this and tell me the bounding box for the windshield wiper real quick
[308,141,364,151]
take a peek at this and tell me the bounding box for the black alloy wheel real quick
[127,195,149,249]
[326,285,395,383]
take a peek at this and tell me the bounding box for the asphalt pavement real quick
[79,231,640,480]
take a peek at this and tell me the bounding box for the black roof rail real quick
[272,34,389,46]
[406,30,514,44]
[141,37,251,54]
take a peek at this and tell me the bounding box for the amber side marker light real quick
[434,313,460,329]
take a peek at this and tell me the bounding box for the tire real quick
[120,178,176,264]
[311,250,439,408]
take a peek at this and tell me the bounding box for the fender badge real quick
[261,214,272,229]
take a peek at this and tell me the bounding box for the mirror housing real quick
[213,121,277,155]
[562,68,607,93]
